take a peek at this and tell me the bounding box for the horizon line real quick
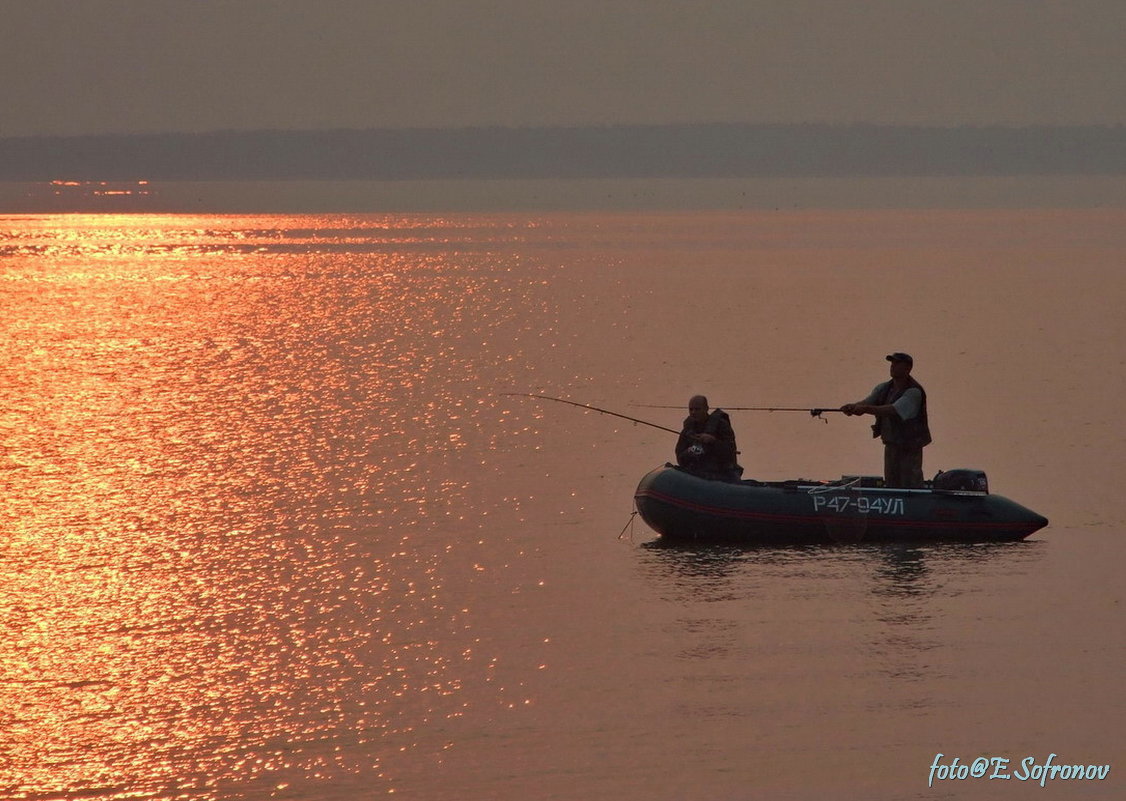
[5,121,1126,142]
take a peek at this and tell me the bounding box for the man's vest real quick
[872,377,932,449]
[677,409,739,470]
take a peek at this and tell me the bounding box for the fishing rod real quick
[501,393,683,435]
[630,403,843,419]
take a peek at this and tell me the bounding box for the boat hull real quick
[634,466,1048,544]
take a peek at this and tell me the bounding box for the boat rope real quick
[807,477,862,494]
[502,393,683,436]
[617,510,638,541]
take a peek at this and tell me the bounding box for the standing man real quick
[841,353,932,488]
[675,395,743,481]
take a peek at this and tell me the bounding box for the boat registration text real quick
[812,494,906,515]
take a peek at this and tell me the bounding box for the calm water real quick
[1,210,1123,800]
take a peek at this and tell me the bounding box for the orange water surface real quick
[1,210,1123,800]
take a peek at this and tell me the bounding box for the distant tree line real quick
[1,124,1124,181]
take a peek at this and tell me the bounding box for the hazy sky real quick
[3,0,1125,137]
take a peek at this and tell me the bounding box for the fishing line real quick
[630,403,842,420]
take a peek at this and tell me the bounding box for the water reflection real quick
[635,539,1046,696]
[638,539,1045,597]
[0,215,556,799]
[5,208,1116,800]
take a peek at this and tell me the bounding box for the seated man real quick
[675,395,743,481]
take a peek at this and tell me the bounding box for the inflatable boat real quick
[634,465,1048,544]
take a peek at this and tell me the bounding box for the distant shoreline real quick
[2,175,1126,214]
[2,124,1124,184]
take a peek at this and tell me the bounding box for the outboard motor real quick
[932,469,989,493]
